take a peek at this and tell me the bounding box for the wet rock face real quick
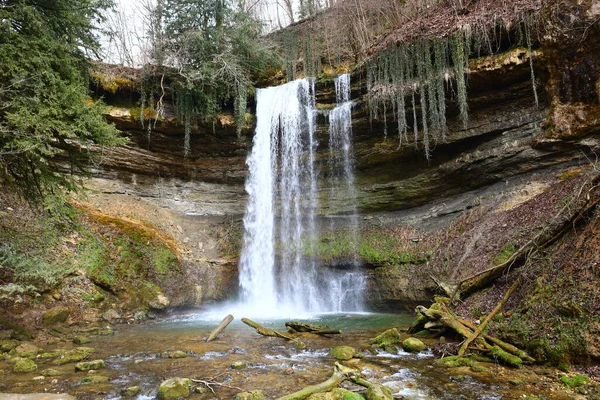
[89,19,598,309]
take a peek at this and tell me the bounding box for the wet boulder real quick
[370,328,400,349]
[42,307,70,326]
[235,390,265,400]
[10,342,41,358]
[330,346,356,360]
[75,359,105,371]
[13,358,37,373]
[402,338,426,353]
[364,384,392,400]
[157,378,192,400]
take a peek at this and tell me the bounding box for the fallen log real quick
[242,317,306,348]
[276,362,391,400]
[415,304,528,367]
[276,363,358,400]
[457,278,520,356]
[451,172,600,300]
[207,314,234,342]
[285,321,342,335]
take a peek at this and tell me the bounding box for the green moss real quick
[13,358,37,373]
[152,247,178,274]
[559,374,589,388]
[370,328,400,348]
[494,243,517,265]
[330,346,356,360]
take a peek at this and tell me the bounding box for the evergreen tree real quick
[159,0,280,146]
[0,0,124,209]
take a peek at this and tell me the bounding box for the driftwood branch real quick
[207,314,234,342]
[191,372,243,393]
[242,317,306,347]
[457,277,520,357]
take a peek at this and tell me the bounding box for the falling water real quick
[238,79,319,315]
[238,76,364,316]
[326,73,365,311]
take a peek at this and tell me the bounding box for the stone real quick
[32,376,45,381]
[149,293,170,310]
[364,384,393,400]
[307,389,361,400]
[72,336,91,345]
[133,311,148,320]
[40,368,64,376]
[13,358,37,373]
[402,338,426,353]
[53,347,95,365]
[102,309,121,322]
[231,361,247,369]
[168,351,187,359]
[330,346,356,360]
[80,375,110,384]
[0,395,75,400]
[157,378,192,400]
[42,307,70,326]
[0,339,20,352]
[370,328,400,348]
[120,386,141,397]
[234,390,265,400]
[75,359,105,371]
[10,342,41,358]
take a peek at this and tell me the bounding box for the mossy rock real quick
[157,377,192,399]
[370,328,400,348]
[307,388,359,400]
[434,356,473,368]
[10,342,41,358]
[121,386,142,397]
[40,368,65,376]
[53,347,95,365]
[364,384,392,400]
[231,361,247,369]
[235,390,265,400]
[75,359,105,371]
[0,339,20,352]
[343,392,366,400]
[73,336,91,345]
[402,338,426,353]
[168,351,187,359]
[13,357,37,373]
[80,375,110,384]
[330,346,356,360]
[42,307,71,326]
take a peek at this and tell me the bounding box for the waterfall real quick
[326,73,365,311]
[238,75,364,316]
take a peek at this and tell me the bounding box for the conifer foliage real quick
[0,0,124,208]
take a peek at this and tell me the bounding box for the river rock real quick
[75,359,105,371]
[149,293,170,310]
[370,328,400,348]
[0,339,19,352]
[402,338,426,353]
[72,336,91,345]
[231,361,247,369]
[10,342,41,358]
[168,350,187,359]
[80,375,110,384]
[120,386,141,397]
[42,307,70,326]
[157,378,192,399]
[53,347,95,365]
[40,368,64,376]
[102,309,121,322]
[13,358,37,373]
[0,395,75,400]
[330,346,356,360]
[235,390,265,400]
[364,384,393,400]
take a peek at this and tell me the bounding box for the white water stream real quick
[238,76,364,317]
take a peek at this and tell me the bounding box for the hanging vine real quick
[366,9,541,159]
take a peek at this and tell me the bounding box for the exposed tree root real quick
[285,321,342,335]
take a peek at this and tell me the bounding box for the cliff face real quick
[86,0,599,310]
